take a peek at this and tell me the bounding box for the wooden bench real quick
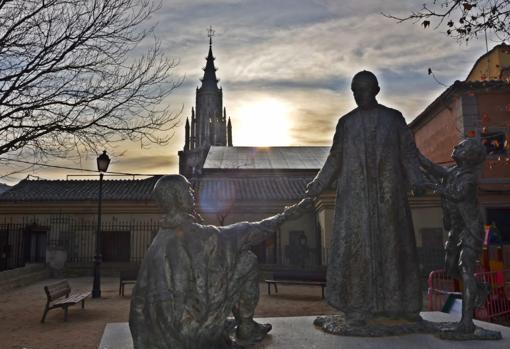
[119,268,138,296]
[265,270,327,299]
[41,280,90,323]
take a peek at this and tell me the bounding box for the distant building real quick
[466,43,510,81]
[0,177,160,271]
[178,35,233,177]
[175,36,329,268]
[192,146,328,267]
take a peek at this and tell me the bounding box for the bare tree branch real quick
[0,0,181,163]
[383,1,510,43]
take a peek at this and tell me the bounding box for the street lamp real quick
[92,150,110,298]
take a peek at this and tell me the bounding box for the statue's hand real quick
[432,183,447,195]
[297,197,314,210]
[305,180,322,197]
[279,198,314,223]
[410,183,427,197]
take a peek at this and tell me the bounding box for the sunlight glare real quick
[233,98,292,146]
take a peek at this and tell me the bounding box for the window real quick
[102,230,130,262]
[481,131,506,155]
[486,209,510,244]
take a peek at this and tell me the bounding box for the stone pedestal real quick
[99,312,509,349]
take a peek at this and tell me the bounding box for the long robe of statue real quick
[309,73,424,320]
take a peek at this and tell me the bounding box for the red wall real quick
[477,92,510,129]
[413,97,461,164]
[478,91,510,179]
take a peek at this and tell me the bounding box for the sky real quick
[0,0,494,185]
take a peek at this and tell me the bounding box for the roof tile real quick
[0,177,160,202]
[204,146,329,170]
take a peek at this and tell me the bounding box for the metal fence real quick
[0,223,25,270]
[417,247,445,277]
[0,216,159,271]
[1,216,481,275]
[428,269,510,323]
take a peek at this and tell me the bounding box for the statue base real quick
[314,314,502,340]
[436,325,502,341]
[99,313,508,349]
[314,314,439,337]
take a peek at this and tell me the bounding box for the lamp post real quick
[92,150,110,298]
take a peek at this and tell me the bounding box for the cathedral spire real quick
[184,117,190,151]
[227,117,233,147]
[208,25,214,46]
[200,26,218,90]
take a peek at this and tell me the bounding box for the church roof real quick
[203,146,330,171]
[410,80,510,131]
[0,176,160,202]
[0,173,311,206]
[191,175,313,209]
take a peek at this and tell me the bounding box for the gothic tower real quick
[180,29,233,177]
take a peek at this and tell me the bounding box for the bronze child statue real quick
[419,138,498,337]
[129,175,311,349]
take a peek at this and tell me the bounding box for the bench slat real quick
[272,270,326,282]
[61,293,89,301]
[120,269,138,281]
[52,292,90,305]
[265,280,325,286]
[265,279,326,299]
[45,281,71,301]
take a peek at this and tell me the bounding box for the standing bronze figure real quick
[307,71,426,327]
[420,139,501,339]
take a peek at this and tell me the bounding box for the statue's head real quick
[452,138,486,167]
[153,175,195,217]
[351,70,380,109]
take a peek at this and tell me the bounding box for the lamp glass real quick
[97,151,110,172]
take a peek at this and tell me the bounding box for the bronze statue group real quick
[128,71,500,348]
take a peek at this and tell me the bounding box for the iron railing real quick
[0,217,159,271]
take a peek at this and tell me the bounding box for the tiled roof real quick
[0,176,160,202]
[191,175,314,210]
[0,174,316,206]
[203,146,329,170]
[410,80,510,130]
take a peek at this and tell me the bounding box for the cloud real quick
[109,154,179,174]
[168,6,485,126]
[0,1,495,184]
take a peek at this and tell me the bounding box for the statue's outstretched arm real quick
[397,113,427,191]
[216,216,281,252]
[219,199,313,250]
[417,151,448,179]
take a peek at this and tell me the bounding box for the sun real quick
[233,98,292,146]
